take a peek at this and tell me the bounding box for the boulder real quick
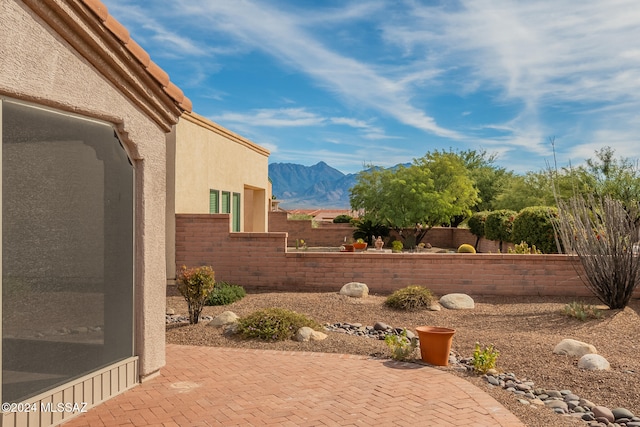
[439,293,475,309]
[553,339,597,357]
[295,326,328,342]
[339,282,369,298]
[208,311,239,327]
[578,354,610,371]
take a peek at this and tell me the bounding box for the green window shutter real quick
[221,191,231,214]
[209,190,219,214]
[232,192,241,232]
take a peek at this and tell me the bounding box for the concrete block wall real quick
[175,214,611,297]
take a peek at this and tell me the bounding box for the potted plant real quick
[353,238,367,250]
[391,240,403,253]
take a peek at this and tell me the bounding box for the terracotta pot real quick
[353,242,367,250]
[415,326,456,366]
[340,244,355,252]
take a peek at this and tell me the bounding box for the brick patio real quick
[62,344,524,426]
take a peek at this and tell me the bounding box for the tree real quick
[349,151,479,247]
[572,146,640,207]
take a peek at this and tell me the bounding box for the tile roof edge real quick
[79,0,192,113]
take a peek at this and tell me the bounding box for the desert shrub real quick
[484,209,516,251]
[555,195,640,309]
[385,329,418,361]
[385,286,434,311]
[206,281,246,306]
[563,301,603,321]
[237,308,321,341]
[177,265,215,324]
[332,214,353,223]
[391,240,404,252]
[508,241,542,254]
[511,206,559,254]
[472,343,499,374]
[457,243,476,253]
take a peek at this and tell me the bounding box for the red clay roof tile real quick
[146,60,170,88]
[82,0,108,22]
[125,38,151,68]
[163,82,184,104]
[79,0,192,113]
[104,14,130,44]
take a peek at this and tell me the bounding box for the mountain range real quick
[268,162,357,209]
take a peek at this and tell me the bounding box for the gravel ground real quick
[166,289,640,427]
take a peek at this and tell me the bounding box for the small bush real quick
[472,343,499,374]
[177,265,215,324]
[457,243,476,253]
[385,329,418,361]
[563,301,603,321]
[206,281,246,306]
[333,214,353,223]
[237,308,321,341]
[391,240,404,252]
[385,286,434,311]
[511,206,559,254]
[508,241,542,254]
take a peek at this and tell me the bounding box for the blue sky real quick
[103,0,640,174]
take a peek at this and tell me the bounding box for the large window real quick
[1,100,134,403]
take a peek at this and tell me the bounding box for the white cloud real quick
[212,108,325,128]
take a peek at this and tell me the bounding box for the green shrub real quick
[468,211,489,239]
[391,240,404,252]
[332,214,353,223]
[508,241,542,254]
[206,281,246,306]
[511,206,559,254]
[563,301,603,321]
[237,308,322,341]
[385,286,434,311]
[385,329,418,361]
[484,210,516,251]
[352,219,390,246]
[457,243,476,253]
[177,265,216,324]
[472,343,499,374]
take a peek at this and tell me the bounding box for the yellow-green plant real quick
[384,329,418,361]
[508,241,542,254]
[457,243,476,253]
[177,265,215,324]
[391,240,403,252]
[472,343,499,374]
[563,301,602,321]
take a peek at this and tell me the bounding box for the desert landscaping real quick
[166,286,640,427]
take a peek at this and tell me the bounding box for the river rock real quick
[592,406,615,423]
[553,338,597,357]
[439,293,475,309]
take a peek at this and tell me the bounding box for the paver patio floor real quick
[63,344,524,426]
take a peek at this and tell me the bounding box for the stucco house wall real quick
[166,112,270,280]
[0,0,188,425]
